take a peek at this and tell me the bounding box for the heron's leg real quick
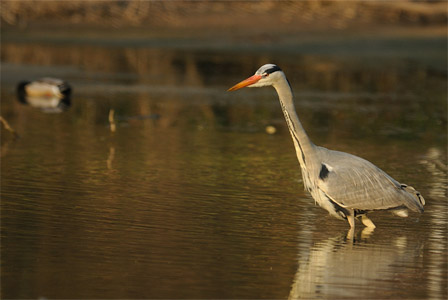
[345,210,355,241]
[347,212,355,229]
[346,227,355,241]
[361,215,376,228]
[361,226,375,239]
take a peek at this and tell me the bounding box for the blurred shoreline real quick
[2,1,446,39]
[2,1,446,97]
[2,0,446,67]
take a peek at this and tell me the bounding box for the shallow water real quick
[1,35,447,299]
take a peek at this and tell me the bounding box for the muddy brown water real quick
[1,34,447,299]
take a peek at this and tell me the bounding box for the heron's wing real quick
[317,149,423,212]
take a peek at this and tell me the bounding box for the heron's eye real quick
[262,73,269,78]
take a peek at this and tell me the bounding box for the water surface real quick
[1,35,447,299]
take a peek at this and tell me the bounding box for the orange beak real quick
[227,74,262,91]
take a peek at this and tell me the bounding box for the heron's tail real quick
[401,184,425,213]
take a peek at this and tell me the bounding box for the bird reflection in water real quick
[17,78,72,113]
[288,229,424,300]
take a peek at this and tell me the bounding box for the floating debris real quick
[265,125,277,135]
[0,116,19,139]
[107,146,115,170]
[109,109,116,133]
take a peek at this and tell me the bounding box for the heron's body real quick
[228,64,424,229]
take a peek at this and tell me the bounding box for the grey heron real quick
[228,64,425,230]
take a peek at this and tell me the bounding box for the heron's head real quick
[228,64,285,91]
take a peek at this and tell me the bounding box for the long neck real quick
[273,77,315,168]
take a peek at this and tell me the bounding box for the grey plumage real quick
[228,63,425,229]
[315,148,424,212]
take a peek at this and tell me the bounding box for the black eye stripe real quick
[265,65,282,74]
